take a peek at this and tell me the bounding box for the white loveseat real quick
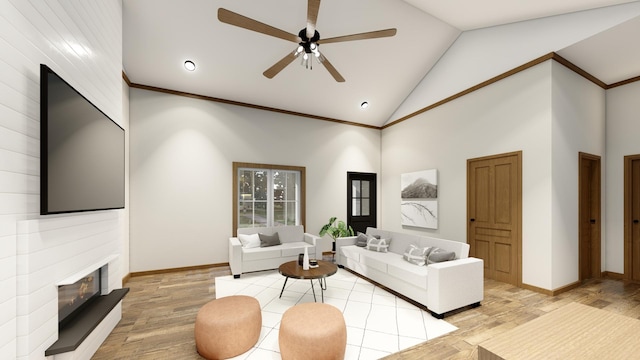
[336,227,483,318]
[229,225,321,278]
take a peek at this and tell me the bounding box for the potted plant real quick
[319,217,355,252]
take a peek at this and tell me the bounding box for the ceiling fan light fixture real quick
[184,60,196,71]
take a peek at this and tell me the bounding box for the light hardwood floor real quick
[92,266,640,360]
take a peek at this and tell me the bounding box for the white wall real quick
[550,62,605,289]
[0,0,124,358]
[389,2,640,125]
[122,79,130,277]
[605,81,640,274]
[381,61,555,289]
[129,88,381,272]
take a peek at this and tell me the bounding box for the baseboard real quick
[519,280,581,296]
[602,271,624,280]
[519,283,554,296]
[128,262,229,278]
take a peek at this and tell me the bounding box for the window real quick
[351,179,371,216]
[233,162,305,234]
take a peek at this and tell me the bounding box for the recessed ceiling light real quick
[360,101,369,109]
[184,60,196,71]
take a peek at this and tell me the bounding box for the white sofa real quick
[336,227,483,318]
[229,225,321,278]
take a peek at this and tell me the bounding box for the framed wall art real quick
[400,169,438,229]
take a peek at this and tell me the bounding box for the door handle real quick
[470,218,475,222]
[590,219,596,224]
[634,220,639,224]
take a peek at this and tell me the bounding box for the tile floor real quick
[215,268,457,360]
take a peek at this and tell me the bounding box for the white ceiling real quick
[123,0,640,128]
[404,0,636,30]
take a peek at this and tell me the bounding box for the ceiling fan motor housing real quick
[298,28,320,53]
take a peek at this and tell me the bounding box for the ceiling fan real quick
[217,0,397,82]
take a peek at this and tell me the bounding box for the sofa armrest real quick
[229,237,243,277]
[335,236,357,266]
[304,233,321,246]
[304,233,322,260]
[427,257,483,316]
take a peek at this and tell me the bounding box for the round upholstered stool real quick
[279,303,347,360]
[195,295,261,359]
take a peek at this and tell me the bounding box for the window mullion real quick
[267,170,274,226]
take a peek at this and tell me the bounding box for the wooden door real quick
[579,153,601,281]
[625,155,640,282]
[468,152,522,285]
[347,172,377,234]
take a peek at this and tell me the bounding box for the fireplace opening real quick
[58,268,101,328]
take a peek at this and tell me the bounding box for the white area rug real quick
[215,268,457,360]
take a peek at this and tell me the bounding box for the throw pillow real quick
[403,245,433,266]
[356,232,368,247]
[238,233,260,248]
[427,248,456,264]
[259,233,281,247]
[366,237,391,252]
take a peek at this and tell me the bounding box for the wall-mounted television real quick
[40,64,125,215]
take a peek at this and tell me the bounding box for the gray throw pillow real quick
[403,245,433,266]
[427,248,456,264]
[356,232,368,247]
[258,233,281,247]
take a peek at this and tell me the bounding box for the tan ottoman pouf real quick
[279,303,347,360]
[195,295,261,359]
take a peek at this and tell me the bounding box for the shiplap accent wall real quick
[0,1,123,359]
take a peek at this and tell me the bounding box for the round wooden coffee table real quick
[278,260,338,303]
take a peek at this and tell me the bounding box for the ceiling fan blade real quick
[319,55,345,82]
[218,8,300,43]
[306,0,321,39]
[318,28,397,45]
[263,51,299,79]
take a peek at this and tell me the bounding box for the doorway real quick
[467,151,522,286]
[624,155,640,282]
[578,152,601,281]
[347,172,377,234]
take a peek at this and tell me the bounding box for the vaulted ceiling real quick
[123,0,640,127]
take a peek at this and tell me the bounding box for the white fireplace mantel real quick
[57,254,118,286]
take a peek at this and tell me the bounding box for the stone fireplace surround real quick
[16,211,124,360]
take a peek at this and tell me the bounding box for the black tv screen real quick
[40,64,125,215]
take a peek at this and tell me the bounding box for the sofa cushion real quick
[280,242,315,257]
[359,249,389,272]
[366,237,391,252]
[387,255,429,290]
[402,245,433,266]
[238,233,261,249]
[259,233,281,247]
[340,245,361,262]
[427,248,456,264]
[242,246,283,261]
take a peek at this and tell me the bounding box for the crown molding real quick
[122,53,640,131]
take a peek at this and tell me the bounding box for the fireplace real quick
[58,268,101,327]
[45,261,128,357]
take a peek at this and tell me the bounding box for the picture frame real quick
[400,169,438,229]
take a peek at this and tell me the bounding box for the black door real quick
[347,172,377,234]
